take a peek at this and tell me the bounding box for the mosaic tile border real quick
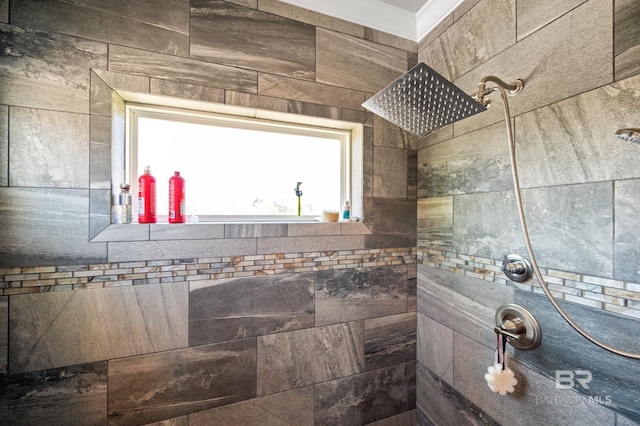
[417,248,640,320]
[0,248,417,296]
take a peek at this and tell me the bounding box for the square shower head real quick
[362,63,487,136]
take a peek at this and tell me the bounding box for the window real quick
[126,104,352,222]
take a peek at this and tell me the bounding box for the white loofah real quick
[484,363,518,395]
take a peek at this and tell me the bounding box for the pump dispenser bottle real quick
[138,166,156,223]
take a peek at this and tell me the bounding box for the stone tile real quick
[453,332,617,426]
[364,28,417,53]
[287,223,340,237]
[0,0,6,23]
[0,24,107,114]
[151,223,225,240]
[151,79,225,103]
[91,69,150,94]
[12,0,189,56]
[315,363,409,425]
[90,115,111,190]
[9,108,89,188]
[418,13,452,50]
[257,322,364,395]
[0,188,107,268]
[258,73,365,110]
[341,222,372,235]
[0,362,107,425]
[454,0,613,133]
[108,339,257,425]
[516,0,587,40]
[417,313,453,384]
[91,223,150,243]
[90,70,114,116]
[363,197,416,239]
[417,197,453,250]
[189,273,314,345]
[108,238,256,262]
[374,146,407,198]
[9,282,188,373]
[365,312,416,371]
[90,189,111,240]
[257,0,363,39]
[256,235,365,255]
[0,296,6,375]
[615,0,640,80]
[407,277,417,313]
[225,90,288,112]
[416,362,499,426]
[315,265,408,326]
[109,45,257,94]
[615,179,640,282]
[453,0,482,21]
[145,417,188,426]
[226,224,288,238]
[515,74,640,188]
[407,149,417,199]
[514,290,640,424]
[365,409,416,426]
[287,100,342,119]
[0,105,6,186]
[190,386,314,426]
[191,0,315,80]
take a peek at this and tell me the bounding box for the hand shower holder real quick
[495,304,541,351]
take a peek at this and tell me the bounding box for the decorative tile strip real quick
[417,248,640,320]
[0,248,417,296]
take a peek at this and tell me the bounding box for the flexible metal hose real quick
[493,85,640,359]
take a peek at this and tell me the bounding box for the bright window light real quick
[126,105,351,221]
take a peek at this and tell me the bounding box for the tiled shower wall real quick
[0,1,418,424]
[416,0,640,425]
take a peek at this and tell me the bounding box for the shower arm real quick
[490,81,640,359]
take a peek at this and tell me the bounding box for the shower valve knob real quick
[502,254,533,282]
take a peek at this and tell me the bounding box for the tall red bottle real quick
[138,166,156,223]
[168,171,185,223]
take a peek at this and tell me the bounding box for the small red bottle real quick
[138,166,156,223]
[168,171,185,223]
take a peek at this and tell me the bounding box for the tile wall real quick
[416,0,640,425]
[0,0,418,424]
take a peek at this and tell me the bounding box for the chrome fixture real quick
[363,63,640,359]
[615,128,640,144]
[495,304,541,351]
[502,254,533,283]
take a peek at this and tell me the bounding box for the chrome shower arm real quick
[475,76,524,106]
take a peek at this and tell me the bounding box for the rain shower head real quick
[362,62,487,136]
[615,128,640,144]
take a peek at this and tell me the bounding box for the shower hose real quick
[492,85,640,360]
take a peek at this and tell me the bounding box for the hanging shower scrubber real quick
[485,333,518,395]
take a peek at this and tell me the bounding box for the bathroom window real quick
[126,104,351,222]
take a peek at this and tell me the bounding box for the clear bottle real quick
[342,200,350,220]
[118,183,132,224]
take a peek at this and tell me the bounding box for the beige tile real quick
[417,312,453,384]
[517,0,587,40]
[615,0,640,80]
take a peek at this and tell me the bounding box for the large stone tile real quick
[453,332,617,426]
[10,107,89,188]
[0,24,107,114]
[150,79,225,103]
[316,28,408,93]
[0,296,6,375]
[516,0,587,40]
[12,0,189,56]
[365,409,416,426]
[417,313,453,385]
[515,74,640,188]
[374,146,407,198]
[315,363,410,425]
[514,290,640,424]
[191,0,315,79]
[614,179,640,282]
[109,45,257,93]
[108,339,257,425]
[256,235,365,255]
[189,386,314,426]
[0,362,107,425]
[365,312,416,371]
[0,188,107,268]
[189,273,315,345]
[0,105,6,186]
[417,197,453,250]
[315,265,408,326]
[363,197,416,239]
[89,115,111,190]
[9,282,188,374]
[0,0,6,23]
[107,238,256,262]
[615,0,640,80]
[257,322,364,395]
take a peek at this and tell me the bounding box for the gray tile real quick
[0,105,6,186]
[12,0,189,56]
[257,322,364,395]
[151,79,225,103]
[365,410,416,426]
[287,223,340,237]
[109,45,257,93]
[615,0,640,80]
[453,0,482,21]
[226,223,288,238]
[107,238,256,262]
[364,27,417,53]
[9,282,188,374]
[374,146,407,198]
[91,69,150,94]
[315,265,408,326]
[90,70,114,116]
[0,362,107,425]
[145,417,189,426]
[615,179,640,282]
[90,115,111,190]
[152,223,225,240]
[287,100,342,119]
[225,90,288,112]
[363,197,416,239]
[191,0,315,80]
[0,188,107,268]
[315,363,409,425]
[516,0,587,40]
[417,197,453,250]
[108,339,256,425]
[89,189,111,241]
[189,386,314,426]
[10,107,89,188]
[317,28,408,93]
[256,235,365,255]
[417,313,453,384]
[0,296,6,375]
[189,273,315,345]
[365,312,416,371]
[0,0,6,23]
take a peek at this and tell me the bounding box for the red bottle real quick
[138,166,156,223]
[168,171,185,223]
